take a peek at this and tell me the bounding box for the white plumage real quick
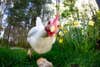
[27,17,56,54]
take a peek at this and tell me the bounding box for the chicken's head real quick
[45,15,59,36]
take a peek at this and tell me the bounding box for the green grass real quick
[0,25,100,67]
[0,41,100,67]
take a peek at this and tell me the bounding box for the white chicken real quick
[27,14,59,54]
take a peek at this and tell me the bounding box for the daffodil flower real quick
[88,20,95,26]
[73,21,81,27]
[59,38,63,43]
[58,31,64,36]
[63,30,68,33]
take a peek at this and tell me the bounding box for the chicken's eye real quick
[48,21,50,24]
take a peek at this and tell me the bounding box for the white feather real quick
[36,17,44,29]
[27,17,56,54]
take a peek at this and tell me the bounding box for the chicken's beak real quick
[50,26,56,32]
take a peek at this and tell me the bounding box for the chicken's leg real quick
[27,48,32,58]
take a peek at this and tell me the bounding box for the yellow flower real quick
[88,20,95,26]
[73,21,80,27]
[59,38,63,43]
[58,31,64,36]
[63,30,68,33]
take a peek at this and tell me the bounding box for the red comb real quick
[53,13,59,24]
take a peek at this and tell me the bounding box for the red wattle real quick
[45,27,56,36]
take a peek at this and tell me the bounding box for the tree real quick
[3,0,46,48]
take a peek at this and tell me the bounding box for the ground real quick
[0,42,100,67]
